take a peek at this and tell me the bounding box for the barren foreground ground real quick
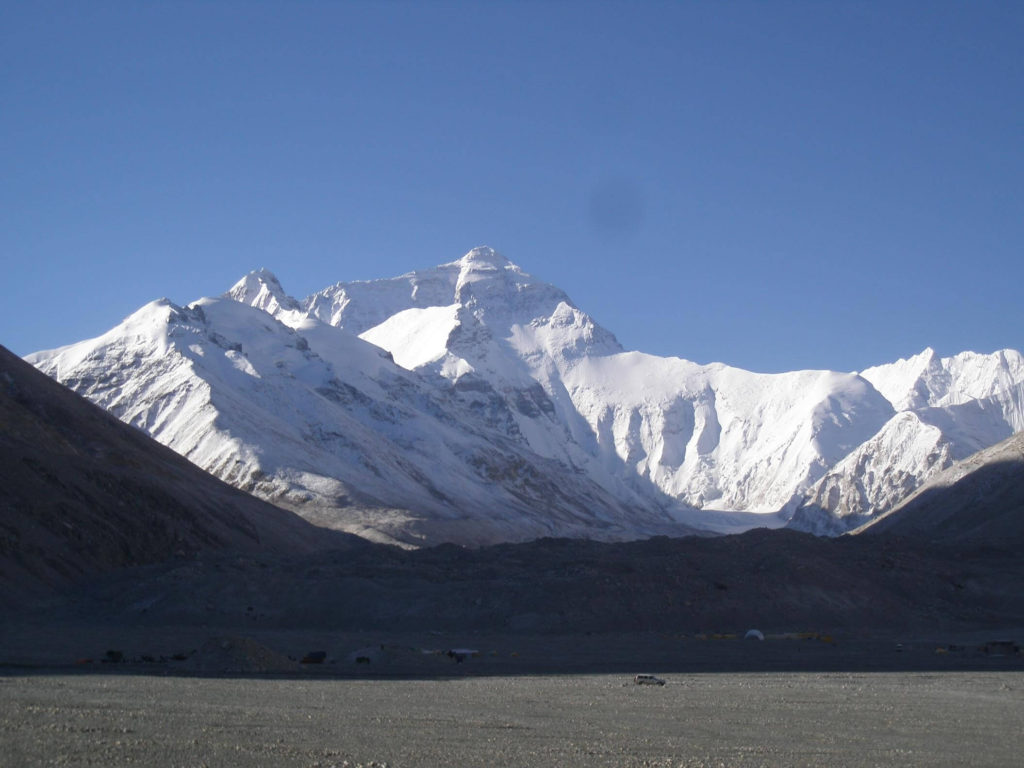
[3,670,1023,767]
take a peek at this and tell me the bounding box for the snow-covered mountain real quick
[27,285,687,546]
[27,247,1024,544]
[235,248,902,528]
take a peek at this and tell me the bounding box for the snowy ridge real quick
[565,356,895,516]
[862,347,1024,415]
[27,246,1024,543]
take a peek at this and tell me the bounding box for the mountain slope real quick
[854,430,1024,547]
[790,349,1024,534]
[0,345,357,603]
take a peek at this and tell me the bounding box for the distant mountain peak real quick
[457,246,513,270]
[451,247,522,300]
[225,268,300,314]
[897,347,939,367]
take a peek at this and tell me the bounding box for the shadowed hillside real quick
[41,527,1024,637]
[0,345,361,603]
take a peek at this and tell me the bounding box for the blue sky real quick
[3,1,1022,373]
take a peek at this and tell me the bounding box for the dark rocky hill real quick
[42,527,1024,637]
[0,345,360,604]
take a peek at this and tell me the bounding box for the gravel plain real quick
[3,669,1023,767]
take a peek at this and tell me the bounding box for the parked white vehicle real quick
[633,674,666,686]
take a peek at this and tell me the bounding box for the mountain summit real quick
[26,248,1024,545]
[226,268,300,315]
[458,244,513,269]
